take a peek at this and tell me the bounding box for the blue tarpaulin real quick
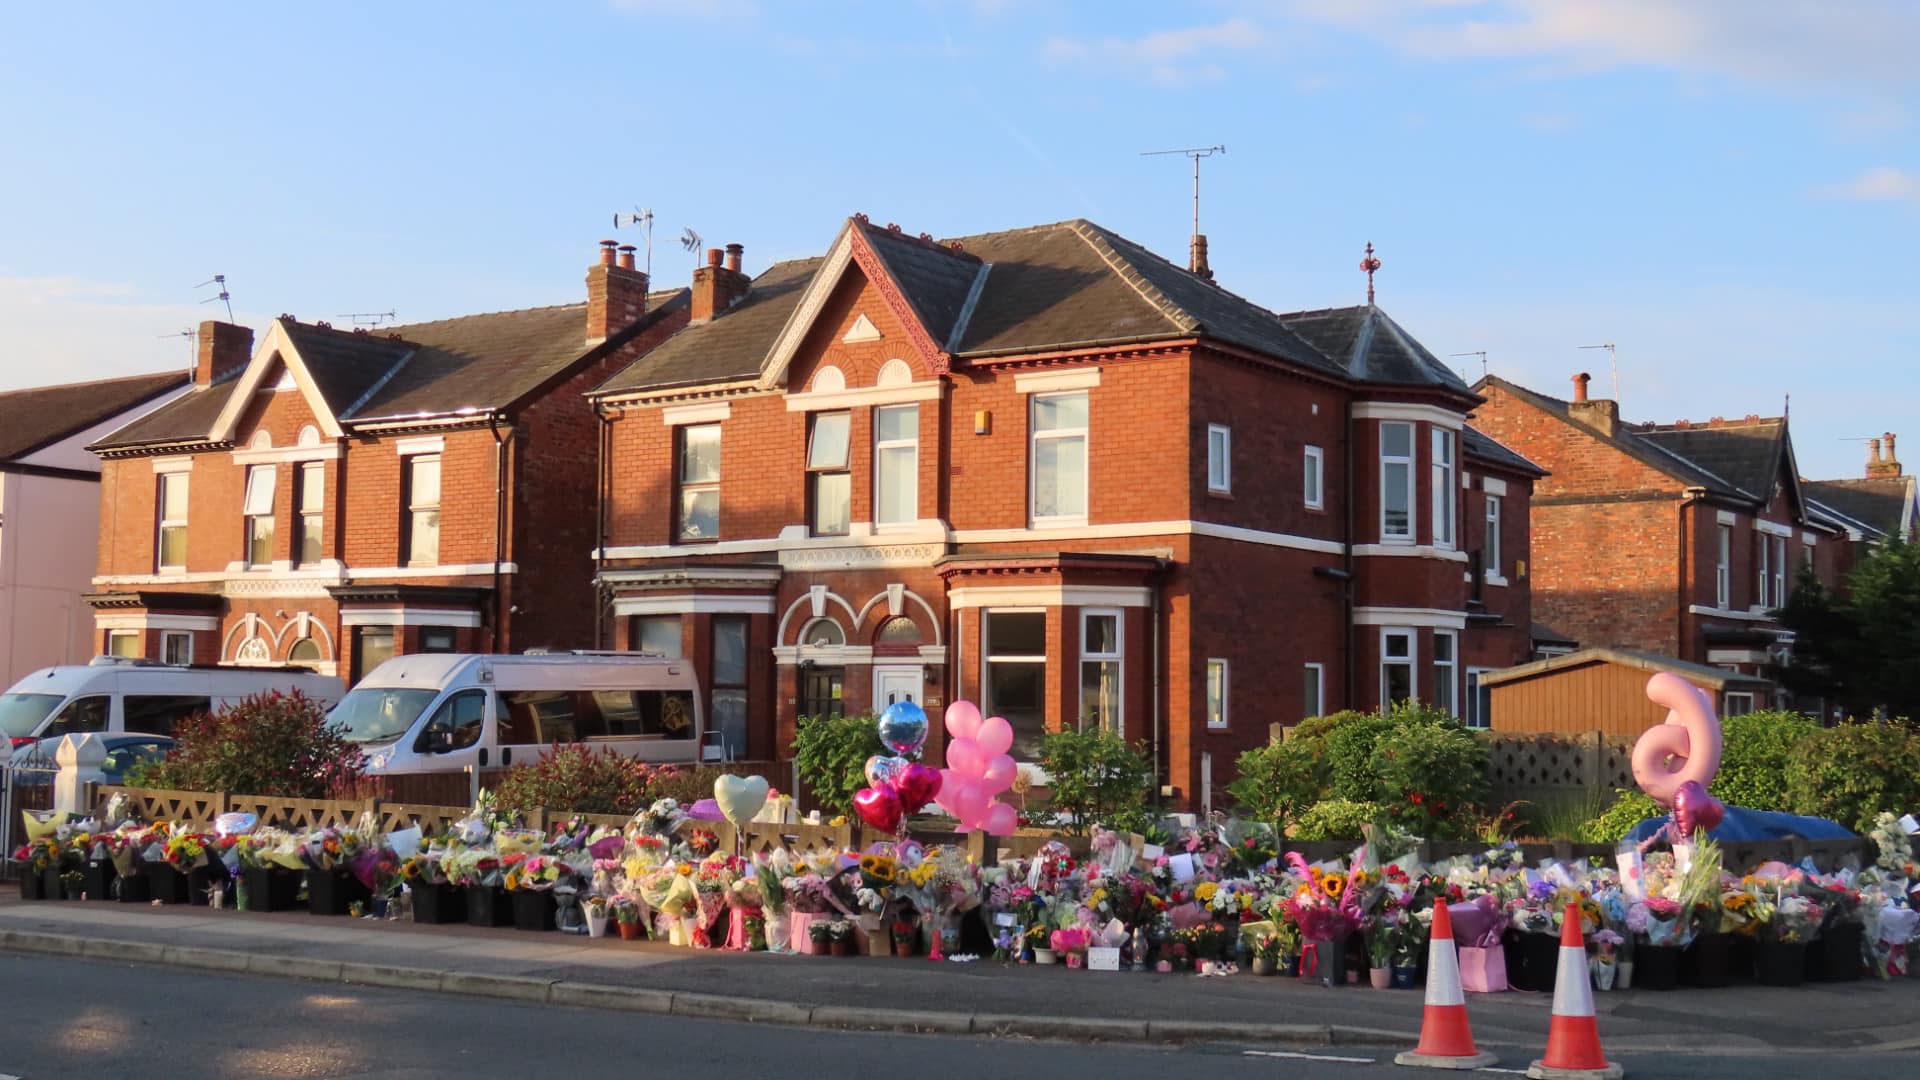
[1625,805,1856,844]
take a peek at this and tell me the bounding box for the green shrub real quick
[1291,709,1365,747]
[1228,738,1329,829]
[1712,710,1818,812]
[1035,728,1156,836]
[1784,722,1920,832]
[1369,720,1488,838]
[491,744,676,816]
[1579,788,1665,843]
[793,712,885,817]
[1293,799,1387,841]
[1325,711,1397,803]
[127,691,362,798]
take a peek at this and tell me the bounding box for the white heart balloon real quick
[713,773,770,829]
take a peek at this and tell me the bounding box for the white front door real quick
[873,665,922,713]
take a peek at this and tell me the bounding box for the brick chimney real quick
[1868,432,1903,479]
[1189,234,1214,282]
[586,239,649,345]
[1565,371,1619,437]
[691,244,750,323]
[195,320,254,386]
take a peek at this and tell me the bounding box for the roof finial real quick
[1360,242,1381,305]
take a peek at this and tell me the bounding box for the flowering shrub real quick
[1784,721,1920,832]
[492,744,677,816]
[1369,719,1488,838]
[127,691,363,798]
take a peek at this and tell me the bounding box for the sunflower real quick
[1322,873,1347,900]
[859,854,897,882]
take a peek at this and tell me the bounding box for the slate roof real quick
[599,216,1474,397]
[0,371,190,461]
[1635,420,1787,503]
[1803,477,1915,539]
[1474,375,1749,499]
[94,290,684,450]
[1462,425,1547,477]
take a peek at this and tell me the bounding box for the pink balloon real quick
[932,768,958,814]
[945,700,983,742]
[946,736,984,778]
[951,782,988,827]
[853,785,903,833]
[975,715,1014,758]
[895,763,943,810]
[981,754,1017,794]
[983,801,1019,836]
[1631,673,1723,809]
[1671,780,1725,839]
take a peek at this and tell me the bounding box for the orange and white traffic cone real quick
[1395,898,1498,1070]
[1526,902,1623,1080]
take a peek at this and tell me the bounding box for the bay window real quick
[874,404,918,526]
[1381,422,1413,541]
[1030,391,1088,524]
[1432,630,1457,716]
[807,411,851,536]
[1381,628,1415,704]
[1431,428,1456,548]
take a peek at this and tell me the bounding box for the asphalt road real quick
[0,953,1900,1080]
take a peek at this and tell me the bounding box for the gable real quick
[1472,382,1684,499]
[208,321,348,442]
[758,224,951,390]
[785,266,936,394]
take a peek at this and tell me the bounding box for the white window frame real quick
[1029,390,1088,527]
[1304,445,1324,510]
[156,472,189,572]
[1303,662,1324,721]
[873,403,919,528]
[1205,658,1229,729]
[1380,422,1415,543]
[1206,424,1231,494]
[1716,524,1732,608]
[1484,493,1502,580]
[1723,691,1755,717]
[242,464,276,568]
[1771,535,1787,607]
[404,454,442,566]
[807,410,852,537]
[1079,608,1124,734]
[106,629,140,658]
[297,460,325,566]
[1432,629,1458,717]
[1756,531,1771,608]
[677,423,722,542]
[1465,666,1496,730]
[1380,627,1416,705]
[161,630,193,666]
[1431,428,1456,549]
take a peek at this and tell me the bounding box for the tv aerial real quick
[337,311,398,329]
[614,206,655,278]
[679,226,704,265]
[195,274,235,322]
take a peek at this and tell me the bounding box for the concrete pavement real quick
[1,896,1916,1057]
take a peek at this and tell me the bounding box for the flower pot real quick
[1682,932,1733,988]
[1301,938,1347,986]
[1806,924,1863,983]
[1758,940,1805,987]
[1729,935,1757,984]
[1369,966,1392,989]
[510,889,557,932]
[1390,965,1419,990]
[1066,952,1085,969]
[1635,944,1680,991]
[148,864,192,905]
[1033,947,1057,965]
[893,933,917,959]
[17,871,47,900]
[586,910,609,939]
[114,872,151,903]
[1509,930,1561,992]
[1278,955,1300,978]
[410,882,465,924]
[830,937,854,957]
[1251,957,1275,976]
[1591,958,1617,991]
[466,885,514,928]
[618,919,644,941]
[1155,959,1173,973]
[242,866,302,912]
[1614,959,1633,990]
[306,869,369,916]
[41,868,67,900]
[83,860,116,901]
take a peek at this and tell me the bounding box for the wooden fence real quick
[1484,731,1637,808]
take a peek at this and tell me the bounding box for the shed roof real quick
[1479,646,1775,690]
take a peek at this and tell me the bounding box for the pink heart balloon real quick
[1671,780,1725,839]
[895,763,943,810]
[946,736,984,777]
[983,801,1019,836]
[981,754,1017,794]
[975,715,1014,758]
[853,785,903,834]
[945,700,983,742]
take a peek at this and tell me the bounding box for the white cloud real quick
[0,275,255,393]
[1815,166,1920,203]
[1044,17,1264,84]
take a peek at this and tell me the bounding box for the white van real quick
[0,658,346,747]
[333,652,704,776]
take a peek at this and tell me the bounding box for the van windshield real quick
[330,688,439,744]
[0,694,64,739]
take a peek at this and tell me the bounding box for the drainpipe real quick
[1679,487,1706,656]
[1151,567,1164,803]
[593,399,611,650]
[489,412,512,653]
[1343,399,1358,709]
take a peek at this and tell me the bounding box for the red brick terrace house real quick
[1803,434,1917,552]
[83,243,686,681]
[1470,373,1851,711]
[588,216,1542,807]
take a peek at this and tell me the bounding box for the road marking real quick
[1476,1069,1530,1075]
[1242,1050,1378,1064]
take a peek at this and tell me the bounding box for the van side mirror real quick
[427,725,454,753]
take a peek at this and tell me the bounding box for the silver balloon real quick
[877,701,929,757]
[865,754,910,789]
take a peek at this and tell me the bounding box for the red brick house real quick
[1470,373,1850,708]
[84,243,687,681]
[1804,433,1916,553]
[588,216,1542,807]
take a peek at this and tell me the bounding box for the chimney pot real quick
[724,243,743,273]
[599,239,618,266]
[1572,372,1591,402]
[1871,437,1883,463]
[1188,234,1213,282]
[617,244,637,270]
[706,248,724,268]
[586,242,649,343]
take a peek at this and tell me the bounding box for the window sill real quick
[1485,574,1509,588]
[1305,502,1326,513]
[1029,517,1089,530]
[1206,487,1233,499]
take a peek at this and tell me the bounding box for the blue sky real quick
[2,1,1914,481]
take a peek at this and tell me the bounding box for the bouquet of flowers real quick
[162,826,210,872]
[1770,895,1822,944]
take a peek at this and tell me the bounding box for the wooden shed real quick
[1483,647,1777,737]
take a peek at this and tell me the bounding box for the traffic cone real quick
[1395,898,1498,1070]
[1526,902,1623,1080]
